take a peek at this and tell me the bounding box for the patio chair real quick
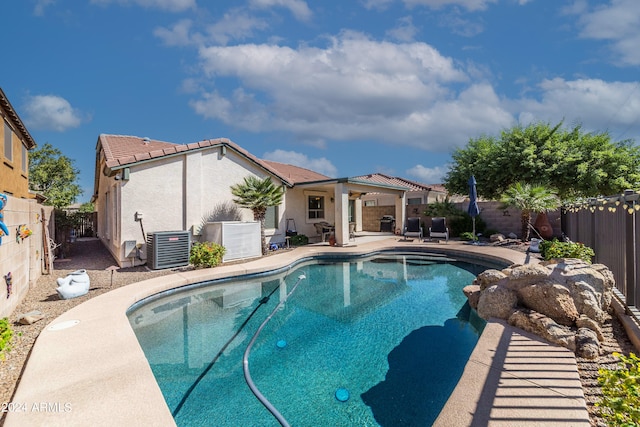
[314,221,334,242]
[429,217,449,242]
[403,217,423,240]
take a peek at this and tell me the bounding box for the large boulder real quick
[517,280,579,326]
[463,258,615,359]
[508,309,576,351]
[476,284,517,320]
[472,269,507,291]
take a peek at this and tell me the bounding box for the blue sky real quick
[3,0,640,203]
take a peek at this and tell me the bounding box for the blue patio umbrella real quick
[468,175,480,238]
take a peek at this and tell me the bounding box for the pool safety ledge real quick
[4,239,590,427]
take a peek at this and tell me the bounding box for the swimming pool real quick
[128,252,491,426]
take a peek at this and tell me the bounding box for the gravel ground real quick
[0,238,636,425]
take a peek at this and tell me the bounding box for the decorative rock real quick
[505,264,551,290]
[490,233,505,242]
[575,327,600,359]
[477,285,517,320]
[463,285,481,309]
[463,258,616,357]
[576,315,604,342]
[472,269,507,291]
[508,309,576,351]
[18,310,44,325]
[508,232,518,239]
[517,280,579,326]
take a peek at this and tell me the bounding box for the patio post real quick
[334,183,350,246]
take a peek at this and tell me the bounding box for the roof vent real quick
[142,137,150,144]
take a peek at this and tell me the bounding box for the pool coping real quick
[4,238,589,426]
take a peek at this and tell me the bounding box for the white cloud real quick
[249,0,312,21]
[191,32,506,151]
[512,77,640,139]
[23,95,84,132]
[573,0,640,65]
[90,0,195,12]
[262,149,338,177]
[403,0,498,12]
[406,164,449,183]
[154,19,196,46]
[205,9,269,45]
[34,0,55,16]
[361,0,395,10]
[386,16,419,42]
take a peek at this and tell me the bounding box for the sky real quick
[3,0,640,203]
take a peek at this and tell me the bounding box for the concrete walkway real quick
[5,238,589,426]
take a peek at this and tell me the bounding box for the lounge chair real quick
[429,217,449,242]
[403,217,423,240]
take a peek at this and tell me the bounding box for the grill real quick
[380,215,395,232]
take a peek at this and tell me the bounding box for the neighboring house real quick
[357,173,449,207]
[93,135,408,267]
[0,87,36,198]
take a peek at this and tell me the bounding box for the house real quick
[93,135,409,267]
[0,88,36,199]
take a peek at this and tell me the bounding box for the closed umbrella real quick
[468,175,480,239]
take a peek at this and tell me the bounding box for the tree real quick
[444,122,640,200]
[29,143,82,208]
[230,176,284,255]
[78,202,94,213]
[500,182,559,241]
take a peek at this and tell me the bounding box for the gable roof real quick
[96,134,328,188]
[262,160,330,184]
[0,87,36,149]
[352,173,442,192]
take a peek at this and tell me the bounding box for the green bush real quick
[289,234,309,246]
[596,352,640,426]
[0,317,13,360]
[459,232,478,241]
[539,239,595,263]
[190,242,226,268]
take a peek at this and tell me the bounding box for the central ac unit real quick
[146,231,191,270]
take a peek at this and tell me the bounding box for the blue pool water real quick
[128,253,490,426]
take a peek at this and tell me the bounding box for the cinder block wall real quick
[0,195,53,317]
[363,201,561,238]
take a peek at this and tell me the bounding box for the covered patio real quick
[286,177,409,247]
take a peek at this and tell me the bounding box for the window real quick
[408,197,422,205]
[265,205,278,229]
[364,200,376,207]
[308,195,325,219]
[21,145,27,173]
[4,120,13,161]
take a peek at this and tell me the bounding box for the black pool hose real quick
[243,273,306,427]
[171,280,283,417]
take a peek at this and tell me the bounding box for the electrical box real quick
[135,212,144,221]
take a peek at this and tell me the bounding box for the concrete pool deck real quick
[5,238,590,426]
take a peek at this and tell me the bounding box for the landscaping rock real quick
[464,258,616,357]
[477,284,517,320]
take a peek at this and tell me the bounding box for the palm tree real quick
[230,176,284,255]
[500,182,559,241]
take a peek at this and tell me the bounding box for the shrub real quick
[459,232,478,241]
[0,317,13,360]
[539,239,595,263]
[190,242,226,268]
[289,234,309,246]
[596,352,640,426]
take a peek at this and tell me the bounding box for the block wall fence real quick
[0,195,54,318]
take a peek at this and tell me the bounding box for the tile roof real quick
[0,87,36,149]
[262,160,330,184]
[97,134,330,187]
[352,173,440,192]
